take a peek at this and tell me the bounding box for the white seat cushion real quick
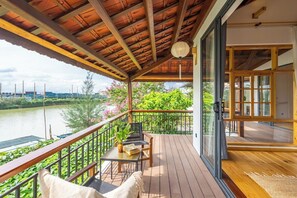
[38,169,143,198]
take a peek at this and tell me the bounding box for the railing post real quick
[127,78,133,123]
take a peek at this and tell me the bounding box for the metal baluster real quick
[96,131,99,163]
[99,133,102,159]
[92,133,95,162]
[87,141,90,165]
[108,123,111,149]
[33,174,38,198]
[75,149,78,173]
[67,146,71,177]
[183,113,185,134]
[82,145,84,170]
[15,187,20,198]
[58,151,62,177]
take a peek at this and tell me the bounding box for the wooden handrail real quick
[132,109,193,113]
[0,111,128,183]
[224,118,295,122]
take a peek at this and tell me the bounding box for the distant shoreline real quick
[0,98,76,110]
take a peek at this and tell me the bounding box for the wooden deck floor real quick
[222,150,297,197]
[226,121,293,143]
[101,135,225,198]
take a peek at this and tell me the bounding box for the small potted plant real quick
[112,122,131,153]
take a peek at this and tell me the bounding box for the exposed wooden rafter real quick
[88,0,142,70]
[0,0,128,79]
[237,51,257,70]
[135,74,193,82]
[88,2,178,48]
[131,54,173,81]
[171,0,189,44]
[54,3,92,22]
[190,0,213,40]
[74,2,144,36]
[144,0,157,62]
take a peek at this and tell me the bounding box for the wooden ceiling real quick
[225,48,291,71]
[0,0,214,82]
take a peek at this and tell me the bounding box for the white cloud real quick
[0,40,113,93]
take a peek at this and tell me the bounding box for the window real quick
[233,72,272,118]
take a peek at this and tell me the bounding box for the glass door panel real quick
[201,29,216,167]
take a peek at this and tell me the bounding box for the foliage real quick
[181,82,193,100]
[202,82,214,112]
[0,140,54,197]
[0,124,116,197]
[111,122,131,144]
[103,81,165,117]
[135,89,192,133]
[137,89,192,110]
[62,72,103,132]
[0,98,76,110]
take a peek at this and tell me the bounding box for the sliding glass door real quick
[201,20,227,178]
[201,28,217,170]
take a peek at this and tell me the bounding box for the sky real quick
[0,39,182,94]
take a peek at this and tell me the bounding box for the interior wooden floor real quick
[100,135,225,198]
[222,150,297,197]
[226,121,293,143]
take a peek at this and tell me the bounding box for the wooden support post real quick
[128,79,133,123]
[229,48,235,119]
[294,77,297,145]
[192,47,197,65]
[88,165,95,177]
[293,27,297,145]
[238,77,244,137]
[271,47,278,119]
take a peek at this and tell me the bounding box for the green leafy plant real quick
[111,122,131,144]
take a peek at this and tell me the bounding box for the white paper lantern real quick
[171,41,190,58]
[171,41,190,79]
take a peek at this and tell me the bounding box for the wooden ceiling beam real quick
[88,0,141,70]
[74,2,143,36]
[131,54,173,81]
[171,0,189,44]
[88,3,178,47]
[144,0,157,62]
[1,0,128,78]
[135,74,192,82]
[237,51,257,70]
[54,2,92,22]
[190,0,213,40]
[107,42,151,61]
[74,21,104,36]
[101,20,176,57]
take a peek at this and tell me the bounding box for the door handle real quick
[213,101,225,114]
[213,102,220,113]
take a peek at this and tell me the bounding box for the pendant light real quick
[170,41,190,79]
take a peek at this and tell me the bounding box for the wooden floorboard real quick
[169,135,192,197]
[160,134,170,198]
[222,150,297,197]
[100,134,225,198]
[183,136,225,198]
[226,121,293,143]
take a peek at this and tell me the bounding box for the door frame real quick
[200,21,219,177]
[199,0,238,197]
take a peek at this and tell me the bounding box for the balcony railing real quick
[132,110,193,135]
[0,110,193,198]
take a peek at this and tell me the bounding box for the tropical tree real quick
[103,81,165,117]
[62,72,103,132]
[137,89,192,110]
[136,89,192,133]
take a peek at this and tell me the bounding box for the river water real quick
[0,106,69,142]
